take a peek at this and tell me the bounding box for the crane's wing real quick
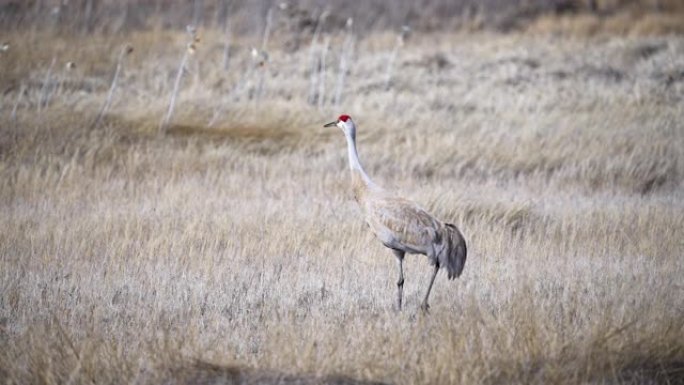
[365,196,441,255]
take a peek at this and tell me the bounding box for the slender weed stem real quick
[92,45,133,130]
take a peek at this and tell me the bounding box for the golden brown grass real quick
[1,25,683,385]
[528,10,684,37]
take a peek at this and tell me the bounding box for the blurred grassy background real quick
[1,0,684,35]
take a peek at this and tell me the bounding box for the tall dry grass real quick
[0,23,683,385]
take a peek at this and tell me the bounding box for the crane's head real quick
[324,114,356,138]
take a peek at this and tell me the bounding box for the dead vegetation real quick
[1,6,683,385]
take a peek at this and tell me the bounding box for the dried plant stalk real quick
[261,6,274,53]
[384,26,411,91]
[221,0,233,71]
[307,9,329,104]
[38,57,56,112]
[92,45,133,130]
[11,83,26,127]
[317,36,330,109]
[334,18,354,106]
[159,26,198,135]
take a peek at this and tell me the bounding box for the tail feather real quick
[439,223,467,279]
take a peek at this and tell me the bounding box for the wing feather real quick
[364,196,440,254]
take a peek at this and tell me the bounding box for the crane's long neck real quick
[345,130,374,188]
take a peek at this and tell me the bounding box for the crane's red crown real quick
[338,115,351,122]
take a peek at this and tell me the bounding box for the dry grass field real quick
[1,6,684,384]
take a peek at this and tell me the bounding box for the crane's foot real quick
[420,302,430,314]
[396,279,404,312]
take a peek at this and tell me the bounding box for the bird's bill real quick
[323,121,337,127]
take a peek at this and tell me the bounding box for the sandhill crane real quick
[324,115,467,312]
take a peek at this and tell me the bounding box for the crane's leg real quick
[392,249,405,311]
[420,264,439,313]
